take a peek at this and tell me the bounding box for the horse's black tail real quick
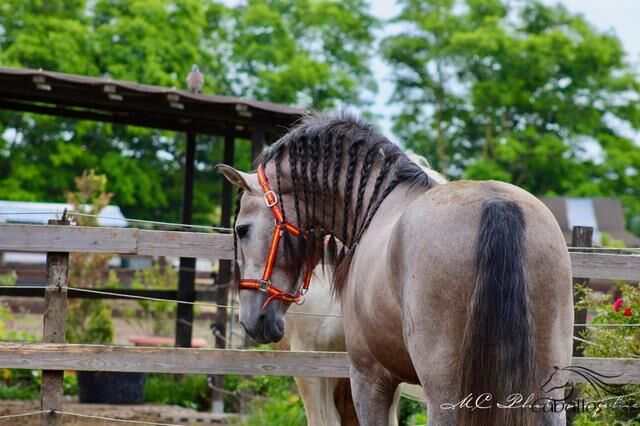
[457,199,536,426]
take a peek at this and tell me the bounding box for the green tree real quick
[228,0,377,109]
[0,0,377,223]
[383,0,640,234]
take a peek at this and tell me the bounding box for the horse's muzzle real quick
[240,311,285,343]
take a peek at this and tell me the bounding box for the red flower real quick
[624,308,632,317]
[613,298,624,312]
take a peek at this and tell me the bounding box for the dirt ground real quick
[0,398,239,425]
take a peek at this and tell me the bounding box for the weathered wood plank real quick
[137,229,233,260]
[570,357,640,384]
[0,224,136,254]
[0,343,351,378]
[571,252,640,281]
[0,343,638,384]
[0,223,234,260]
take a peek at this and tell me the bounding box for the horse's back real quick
[393,179,570,277]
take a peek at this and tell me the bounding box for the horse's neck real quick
[362,182,426,232]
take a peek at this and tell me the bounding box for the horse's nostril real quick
[274,319,284,335]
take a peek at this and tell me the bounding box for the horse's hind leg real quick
[420,382,457,425]
[350,364,399,426]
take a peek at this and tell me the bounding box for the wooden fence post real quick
[40,218,69,426]
[572,226,593,357]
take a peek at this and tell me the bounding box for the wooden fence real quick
[0,222,639,424]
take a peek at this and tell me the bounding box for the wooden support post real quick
[176,131,197,348]
[250,120,265,163]
[211,132,235,412]
[572,226,593,357]
[40,219,69,426]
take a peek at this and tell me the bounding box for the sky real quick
[368,0,640,139]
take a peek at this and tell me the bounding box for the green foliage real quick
[144,374,210,411]
[224,346,306,425]
[125,265,178,336]
[66,299,115,344]
[383,0,640,236]
[0,271,16,286]
[228,0,377,109]
[405,411,428,426]
[399,397,427,425]
[0,0,376,225]
[600,233,626,249]
[577,284,640,358]
[575,284,640,423]
[232,374,306,426]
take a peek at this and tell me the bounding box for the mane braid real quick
[298,136,311,229]
[274,144,286,220]
[357,152,391,242]
[329,133,343,264]
[309,133,319,235]
[351,143,379,242]
[275,145,296,264]
[288,138,301,226]
[342,138,362,247]
[320,130,332,233]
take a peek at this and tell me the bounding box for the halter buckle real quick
[258,279,270,292]
[264,190,277,208]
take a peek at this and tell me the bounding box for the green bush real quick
[399,397,427,426]
[0,271,16,286]
[224,347,306,425]
[125,265,178,337]
[232,374,305,426]
[144,374,210,411]
[573,284,640,424]
[66,299,114,344]
[0,369,40,400]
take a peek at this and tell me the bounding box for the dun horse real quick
[219,114,573,425]
[278,155,444,426]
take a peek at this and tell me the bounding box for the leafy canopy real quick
[383,0,640,234]
[0,0,376,223]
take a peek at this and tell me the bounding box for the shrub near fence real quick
[0,222,639,425]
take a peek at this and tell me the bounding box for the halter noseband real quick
[238,164,313,309]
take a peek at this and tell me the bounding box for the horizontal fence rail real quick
[0,343,351,378]
[571,251,640,281]
[0,223,234,260]
[0,343,637,384]
[1,223,639,281]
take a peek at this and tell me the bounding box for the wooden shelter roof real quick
[0,67,305,138]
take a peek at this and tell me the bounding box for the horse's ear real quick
[216,164,252,192]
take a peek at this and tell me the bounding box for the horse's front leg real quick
[294,376,342,426]
[350,364,399,426]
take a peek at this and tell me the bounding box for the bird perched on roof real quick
[186,64,204,93]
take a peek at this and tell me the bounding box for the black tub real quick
[77,371,147,404]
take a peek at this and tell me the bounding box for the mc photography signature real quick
[440,366,638,413]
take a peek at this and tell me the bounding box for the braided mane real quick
[255,112,430,295]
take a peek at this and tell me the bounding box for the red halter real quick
[238,164,313,309]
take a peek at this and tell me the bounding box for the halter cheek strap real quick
[238,164,313,309]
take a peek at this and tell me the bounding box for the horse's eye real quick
[236,224,250,239]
